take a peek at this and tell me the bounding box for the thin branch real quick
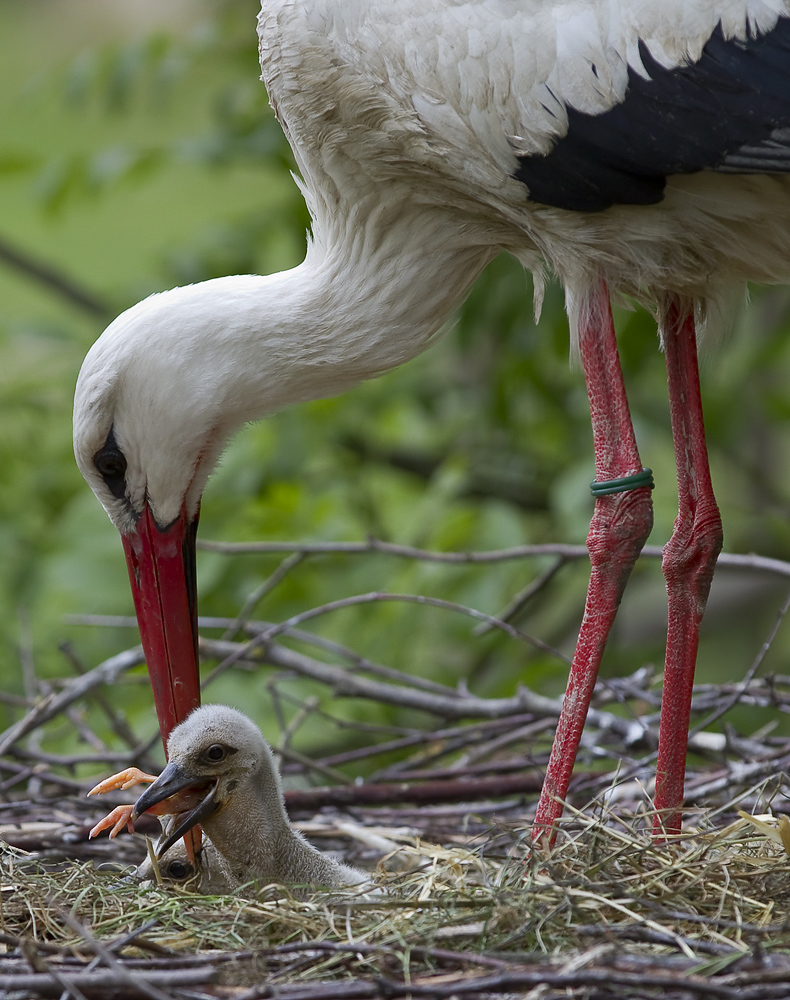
[248,939,510,970]
[689,583,790,738]
[200,591,569,695]
[474,556,568,635]
[17,938,90,1000]
[58,642,154,767]
[683,753,790,800]
[221,551,306,641]
[0,968,215,996]
[0,233,112,319]
[0,648,144,757]
[316,713,543,768]
[201,635,562,720]
[276,743,353,787]
[200,636,729,759]
[200,636,635,746]
[65,614,467,698]
[197,537,790,580]
[52,906,173,1000]
[282,772,543,810]
[235,966,748,1000]
[197,537,595,561]
[8,746,154,768]
[0,757,85,792]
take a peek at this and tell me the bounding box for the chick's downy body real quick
[133,705,370,891]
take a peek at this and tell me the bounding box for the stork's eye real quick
[95,452,126,479]
[92,429,127,500]
[166,860,192,880]
[205,744,227,761]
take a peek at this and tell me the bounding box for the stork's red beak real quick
[121,504,200,750]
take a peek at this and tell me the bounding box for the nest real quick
[4,749,790,997]
[3,540,790,997]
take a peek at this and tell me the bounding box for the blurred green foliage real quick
[2,0,790,764]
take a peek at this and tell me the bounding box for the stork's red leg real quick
[654,302,722,838]
[532,281,654,845]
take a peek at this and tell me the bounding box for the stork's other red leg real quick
[532,281,654,845]
[654,302,722,838]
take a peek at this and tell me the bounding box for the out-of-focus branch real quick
[199,637,739,759]
[200,634,562,720]
[0,233,113,319]
[0,648,144,757]
[283,772,544,810]
[200,636,651,748]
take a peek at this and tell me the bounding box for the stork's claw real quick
[90,804,136,840]
[88,767,158,797]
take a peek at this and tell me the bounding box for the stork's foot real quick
[87,767,157,797]
[90,804,137,840]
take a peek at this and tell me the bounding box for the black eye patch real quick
[92,428,127,500]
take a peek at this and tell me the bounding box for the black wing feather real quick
[516,17,790,212]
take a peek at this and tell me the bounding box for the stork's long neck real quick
[214,196,495,425]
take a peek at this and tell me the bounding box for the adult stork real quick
[73,0,790,843]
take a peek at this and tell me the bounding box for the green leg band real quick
[590,468,655,497]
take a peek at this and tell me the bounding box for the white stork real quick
[73,0,790,843]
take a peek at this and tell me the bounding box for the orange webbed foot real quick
[87,767,158,798]
[89,804,136,840]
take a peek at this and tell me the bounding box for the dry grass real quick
[3,793,790,998]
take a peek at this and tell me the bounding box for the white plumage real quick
[261,0,790,297]
[75,0,790,528]
[73,0,790,842]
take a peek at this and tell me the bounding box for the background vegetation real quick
[3,0,790,769]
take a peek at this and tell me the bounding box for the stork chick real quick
[136,836,236,894]
[132,705,371,891]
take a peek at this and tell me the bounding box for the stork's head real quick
[74,264,359,746]
[73,280,264,533]
[73,279,271,746]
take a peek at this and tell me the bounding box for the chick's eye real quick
[205,744,226,762]
[167,860,191,879]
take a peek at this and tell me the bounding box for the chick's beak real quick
[155,787,218,857]
[122,503,200,749]
[131,759,219,858]
[132,759,202,819]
